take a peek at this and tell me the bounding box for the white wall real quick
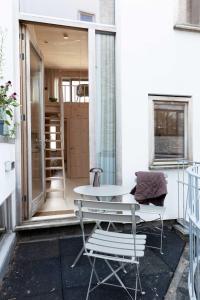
[2,0,200,221]
[0,0,21,225]
[19,0,100,22]
[116,0,200,219]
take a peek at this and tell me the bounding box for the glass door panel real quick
[30,45,43,201]
[95,32,116,184]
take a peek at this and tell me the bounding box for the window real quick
[62,80,71,102]
[50,126,56,150]
[79,11,95,23]
[150,96,191,166]
[62,79,89,103]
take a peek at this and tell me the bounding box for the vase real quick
[0,120,4,135]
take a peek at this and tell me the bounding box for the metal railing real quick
[177,160,200,229]
[187,164,200,300]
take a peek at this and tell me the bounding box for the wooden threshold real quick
[34,210,74,217]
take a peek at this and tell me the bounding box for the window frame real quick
[149,95,192,168]
[61,77,89,103]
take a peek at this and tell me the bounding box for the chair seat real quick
[139,204,165,216]
[85,229,146,262]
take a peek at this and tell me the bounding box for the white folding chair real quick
[122,194,166,254]
[75,199,146,300]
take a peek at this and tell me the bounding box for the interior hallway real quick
[33,177,89,219]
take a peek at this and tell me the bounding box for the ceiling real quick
[33,24,88,70]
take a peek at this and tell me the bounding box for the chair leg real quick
[87,256,100,284]
[136,264,145,295]
[104,260,134,300]
[160,216,164,255]
[71,245,85,268]
[135,272,138,300]
[86,258,96,300]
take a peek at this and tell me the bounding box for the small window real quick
[150,96,191,166]
[62,79,89,103]
[79,11,95,23]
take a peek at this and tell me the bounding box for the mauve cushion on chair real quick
[130,171,167,206]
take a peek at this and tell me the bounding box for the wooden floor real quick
[34,177,89,217]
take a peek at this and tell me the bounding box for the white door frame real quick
[18,14,118,224]
[21,24,45,219]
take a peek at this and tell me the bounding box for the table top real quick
[73,185,130,197]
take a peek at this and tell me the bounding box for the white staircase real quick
[45,109,66,198]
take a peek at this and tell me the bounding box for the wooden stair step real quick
[45,157,62,160]
[45,140,61,142]
[46,176,64,181]
[45,166,63,170]
[46,188,64,193]
[45,117,59,120]
[45,131,61,134]
[45,123,60,127]
[45,148,62,151]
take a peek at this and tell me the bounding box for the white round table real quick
[74,184,130,198]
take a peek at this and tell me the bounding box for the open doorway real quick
[21,23,89,220]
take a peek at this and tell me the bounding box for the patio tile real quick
[0,258,62,299]
[0,224,186,300]
[14,240,60,262]
[150,229,185,272]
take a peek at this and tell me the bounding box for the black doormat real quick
[0,226,185,300]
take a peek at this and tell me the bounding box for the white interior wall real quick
[116,0,200,219]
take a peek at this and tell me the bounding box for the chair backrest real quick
[75,199,140,224]
[75,198,141,257]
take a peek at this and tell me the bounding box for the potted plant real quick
[49,96,58,103]
[0,81,18,136]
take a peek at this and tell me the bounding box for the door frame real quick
[18,15,118,225]
[20,24,45,220]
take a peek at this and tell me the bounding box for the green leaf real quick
[5,120,10,126]
[5,110,12,117]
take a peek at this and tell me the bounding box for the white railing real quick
[187,164,200,300]
[177,160,200,228]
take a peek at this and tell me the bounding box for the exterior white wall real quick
[2,0,200,222]
[0,0,21,225]
[19,0,100,22]
[116,0,200,219]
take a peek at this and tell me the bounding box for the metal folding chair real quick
[122,194,165,254]
[75,199,147,300]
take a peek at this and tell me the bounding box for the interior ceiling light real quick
[63,33,69,40]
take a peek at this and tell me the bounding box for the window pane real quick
[72,80,89,103]
[154,102,185,159]
[62,80,70,102]
[80,12,94,22]
[50,126,56,150]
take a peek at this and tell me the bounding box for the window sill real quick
[149,161,189,170]
[174,23,200,33]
